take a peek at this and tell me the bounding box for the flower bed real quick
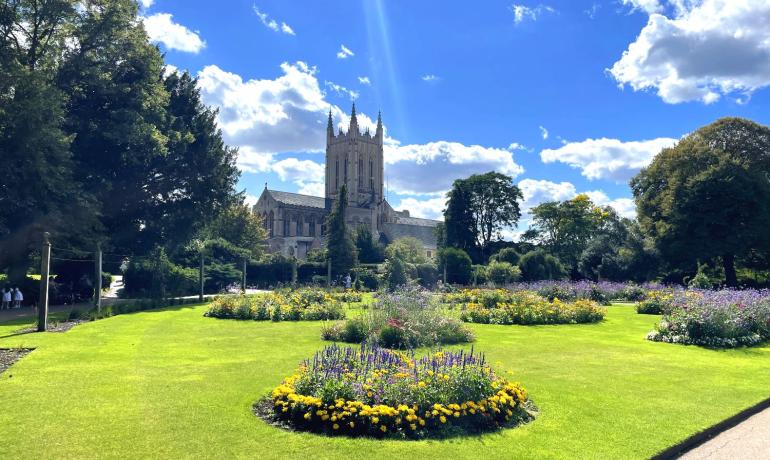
[259,344,534,439]
[321,287,474,347]
[458,291,606,325]
[647,289,770,347]
[205,289,345,321]
[635,290,674,314]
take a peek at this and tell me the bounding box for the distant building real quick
[253,105,440,260]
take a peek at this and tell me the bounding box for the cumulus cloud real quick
[610,0,770,103]
[394,197,446,220]
[511,4,556,24]
[584,191,637,219]
[540,137,677,182]
[235,146,273,173]
[253,5,295,35]
[325,81,359,101]
[358,76,371,85]
[385,141,524,195]
[244,193,259,208]
[140,0,154,8]
[337,44,354,59]
[272,158,325,197]
[143,13,205,53]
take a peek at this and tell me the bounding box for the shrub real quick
[385,257,409,290]
[518,251,567,281]
[438,248,473,285]
[487,262,521,286]
[323,286,474,348]
[472,265,488,286]
[491,248,521,266]
[265,344,533,439]
[415,263,439,289]
[635,290,673,314]
[123,249,197,298]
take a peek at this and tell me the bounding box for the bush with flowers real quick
[635,290,674,314]
[321,287,474,347]
[458,291,606,325]
[647,289,770,347]
[258,343,534,438]
[204,288,346,321]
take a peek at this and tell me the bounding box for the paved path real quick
[679,407,770,459]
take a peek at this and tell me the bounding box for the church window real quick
[369,160,373,190]
[335,159,339,189]
[296,217,303,236]
[309,217,316,236]
[344,157,348,182]
[283,218,290,236]
[268,211,274,237]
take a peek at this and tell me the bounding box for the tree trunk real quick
[723,253,738,287]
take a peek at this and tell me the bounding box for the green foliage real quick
[459,293,606,325]
[472,265,489,285]
[123,247,197,298]
[486,261,521,286]
[385,257,409,290]
[385,237,428,264]
[632,118,770,286]
[414,263,439,289]
[491,248,521,266]
[205,290,346,322]
[325,185,357,278]
[518,250,567,281]
[438,248,473,285]
[354,225,384,263]
[688,264,713,289]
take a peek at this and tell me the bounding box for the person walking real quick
[13,287,23,309]
[344,273,352,289]
[2,288,10,310]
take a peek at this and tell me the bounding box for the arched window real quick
[268,211,274,237]
[335,159,339,189]
[296,216,303,236]
[309,216,316,236]
[283,217,290,237]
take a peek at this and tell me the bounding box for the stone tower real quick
[325,104,384,208]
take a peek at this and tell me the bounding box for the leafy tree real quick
[385,237,427,264]
[631,118,770,286]
[490,248,521,266]
[524,194,608,278]
[354,225,384,263]
[438,247,472,285]
[306,248,328,263]
[203,201,267,261]
[519,250,567,281]
[444,172,522,262]
[325,184,357,278]
[385,256,408,290]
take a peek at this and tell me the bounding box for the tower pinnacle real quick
[327,108,334,138]
[348,103,359,135]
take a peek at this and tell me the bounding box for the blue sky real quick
[140,0,770,235]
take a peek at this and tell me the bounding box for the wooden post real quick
[241,259,247,293]
[199,253,204,302]
[327,259,331,288]
[38,232,51,332]
[94,244,102,314]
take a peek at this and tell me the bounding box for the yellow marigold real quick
[380,425,387,433]
[439,416,447,424]
[333,423,339,430]
[419,419,425,426]
[303,413,311,420]
[409,423,417,430]
[371,417,379,424]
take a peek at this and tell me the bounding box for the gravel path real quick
[679,407,770,459]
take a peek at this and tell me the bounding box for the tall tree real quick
[325,184,357,278]
[354,224,384,263]
[444,172,522,262]
[631,118,770,286]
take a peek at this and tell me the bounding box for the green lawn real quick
[1,303,769,459]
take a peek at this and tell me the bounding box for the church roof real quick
[393,215,440,227]
[381,222,439,249]
[267,189,328,209]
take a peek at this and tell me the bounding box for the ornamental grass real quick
[260,343,533,439]
[204,288,347,321]
[458,291,606,325]
[647,289,770,347]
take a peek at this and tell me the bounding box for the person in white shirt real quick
[13,287,23,309]
[1,288,10,310]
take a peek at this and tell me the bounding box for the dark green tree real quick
[490,247,521,266]
[519,250,567,281]
[438,247,472,285]
[325,185,357,278]
[631,118,770,286]
[354,225,384,263]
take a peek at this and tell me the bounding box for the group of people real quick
[1,287,23,310]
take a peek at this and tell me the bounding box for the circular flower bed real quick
[258,344,534,439]
[205,288,348,321]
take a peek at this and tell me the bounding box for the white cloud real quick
[540,137,677,182]
[244,193,259,208]
[236,146,273,173]
[610,0,770,104]
[140,0,154,8]
[197,62,330,157]
[385,141,524,195]
[511,4,556,24]
[297,181,325,196]
[584,191,637,219]
[585,3,600,19]
[539,125,549,140]
[162,64,178,77]
[422,74,439,82]
[507,142,527,151]
[142,13,205,53]
[325,81,359,101]
[394,197,446,220]
[337,44,354,59]
[358,76,371,85]
[272,158,326,197]
[620,0,664,14]
[252,5,295,35]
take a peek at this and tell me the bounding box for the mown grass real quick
[1,302,769,459]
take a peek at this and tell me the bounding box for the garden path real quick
[679,407,770,459]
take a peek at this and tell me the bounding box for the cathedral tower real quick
[325,104,384,209]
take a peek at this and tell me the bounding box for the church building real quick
[253,105,441,260]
